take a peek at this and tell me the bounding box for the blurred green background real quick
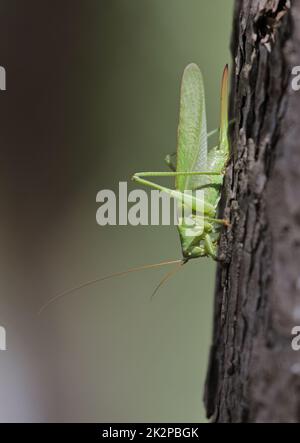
[0,0,233,422]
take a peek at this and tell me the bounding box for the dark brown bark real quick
[204,0,300,423]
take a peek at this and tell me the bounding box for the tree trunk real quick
[204,0,300,423]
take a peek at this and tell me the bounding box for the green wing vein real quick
[176,63,207,192]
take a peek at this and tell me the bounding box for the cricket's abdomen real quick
[204,146,229,209]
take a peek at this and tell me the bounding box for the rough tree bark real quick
[204,0,300,423]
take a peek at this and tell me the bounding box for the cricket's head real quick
[178,223,208,259]
[177,216,219,260]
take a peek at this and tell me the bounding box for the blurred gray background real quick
[0,0,233,422]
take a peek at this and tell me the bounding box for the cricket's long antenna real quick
[151,259,187,299]
[38,258,182,315]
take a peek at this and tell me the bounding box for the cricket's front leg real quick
[204,234,218,260]
[204,216,230,227]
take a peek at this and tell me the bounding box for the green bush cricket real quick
[132,63,230,262]
[39,63,230,313]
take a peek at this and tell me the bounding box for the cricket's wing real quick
[176,63,207,192]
